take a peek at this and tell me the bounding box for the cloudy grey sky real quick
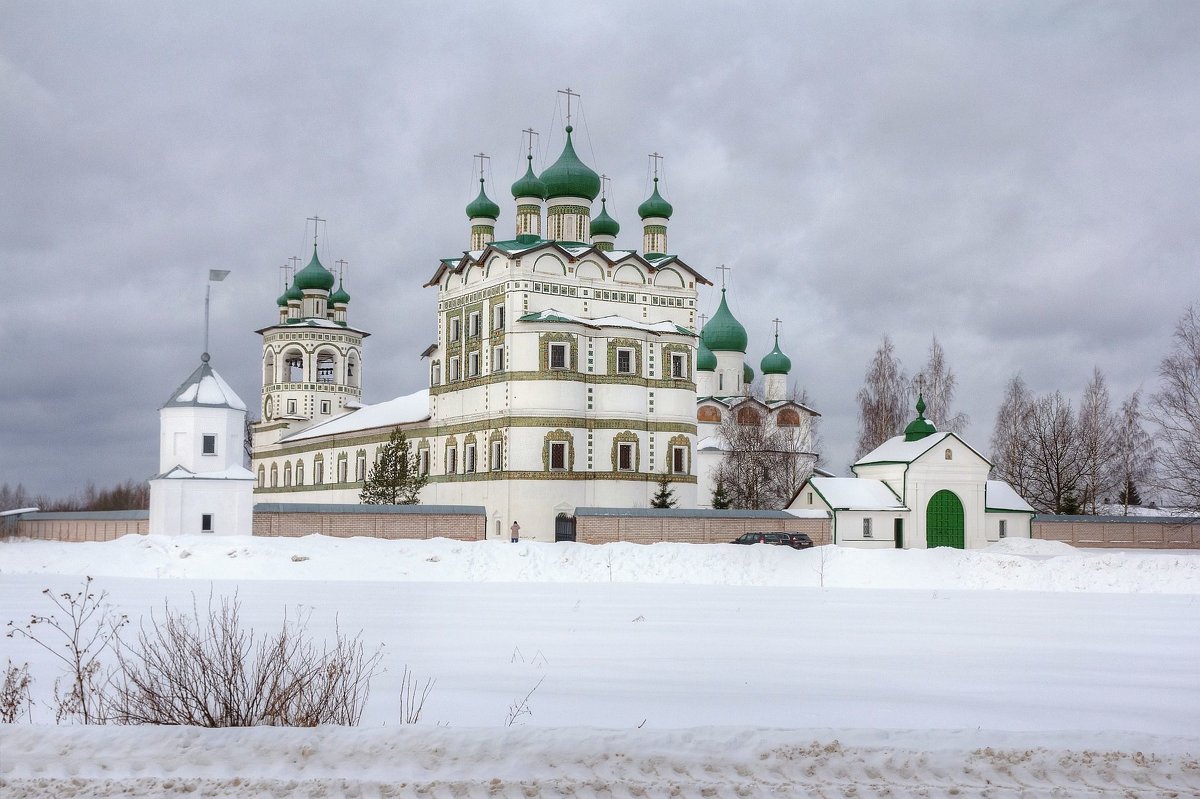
[2,2,1198,499]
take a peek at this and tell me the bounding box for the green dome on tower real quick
[701,290,748,353]
[637,177,673,220]
[760,335,792,375]
[277,288,290,307]
[589,198,620,237]
[465,178,500,219]
[293,246,335,292]
[330,279,350,305]
[903,394,938,442]
[696,336,717,372]
[743,362,755,385]
[511,155,547,200]
[285,281,303,302]
[540,126,601,201]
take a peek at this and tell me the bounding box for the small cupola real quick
[904,394,939,441]
[696,336,717,372]
[329,279,351,326]
[590,197,620,252]
[701,290,748,353]
[638,174,673,258]
[512,139,547,240]
[466,177,500,251]
[760,335,792,375]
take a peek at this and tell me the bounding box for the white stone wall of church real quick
[159,406,245,475]
[986,512,1032,541]
[149,478,254,536]
[833,510,905,549]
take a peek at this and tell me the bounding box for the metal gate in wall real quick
[555,513,577,542]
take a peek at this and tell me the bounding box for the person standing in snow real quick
[510,521,520,543]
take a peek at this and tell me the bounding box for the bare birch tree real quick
[714,403,817,509]
[1113,389,1155,515]
[1025,391,1084,514]
[1149,304,1200,514]
[1076,367,1118,514]
[914,336,968,434]
[855,336,909,461]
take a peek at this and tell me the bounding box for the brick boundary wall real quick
[575,509,832,546]
[1032,516,1200,548]
[251,504,486,541]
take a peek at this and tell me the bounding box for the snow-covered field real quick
[2,535,1198,797]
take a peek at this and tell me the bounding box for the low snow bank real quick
[3,725,1196,798]
[2,535,1198,593]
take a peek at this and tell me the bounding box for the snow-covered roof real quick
[809,477,907,511]
[519,308,692,336]
[161,356,246,411]
[854,432,991,467]
[153,464,256,481]
[986,480,1036,513]
[283,390,431,442]
[696,435,723,451]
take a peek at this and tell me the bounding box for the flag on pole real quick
[209,269,231,282]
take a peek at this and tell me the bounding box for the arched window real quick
[296,460,305,486]
[270,464,278,488]
[284,349,304,382]
[264,350,276,385]
[314,456,324,485]
[283,462,292,487]
[316,351,336,384]
[337,456,347,483]
[945,448,953,460]
[737,406,761,425]
[697,406,721,423]
[777,409,801,427]
[347,351,361,388]
[257,465,265,488]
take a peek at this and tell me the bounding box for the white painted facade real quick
[149,355,255,537]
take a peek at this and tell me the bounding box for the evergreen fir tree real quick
[1118,478,1142,508]
[710,477,732,509]
[650,474,677,508]
[360,428,427,505]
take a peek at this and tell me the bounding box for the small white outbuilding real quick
[789,396,1034,549]
[149,353,255,536]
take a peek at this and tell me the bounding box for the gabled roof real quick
[805,477,908,512]
[853,431,992,469]
[161,355,246,411]
[986,480,1036,513]
[151,464,256,481]
[425,238,711,287]
[282,390,432,442]
[255,318,368,335]
[518,308,693,336]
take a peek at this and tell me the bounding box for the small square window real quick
[286,399,297,415]
[616,348,635,375]
[671,353,687,379]
[618,442,634,471]
[550,441,567,471]
[202,435,216,456]
[201,513,214,533]
[549,342,568,370]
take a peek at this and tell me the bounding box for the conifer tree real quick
[360,428,427,505]
[710,477,732,509]
[650,474,677,509]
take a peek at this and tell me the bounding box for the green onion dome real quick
[285,281,303,302]
[903,394,938,441]
[637,177,673,220]
[465,178,500,219]
[701,289,748,353]
[696,336,717,372]
[540,126,601,201]
[511,155,547,200]
[293,245,336,292]
[743,362,755,385]
[330,279,350,306]
[589,198,620,237]
[760,335,792,375]
[277,288,290,307]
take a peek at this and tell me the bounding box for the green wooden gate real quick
[926,490,965,549]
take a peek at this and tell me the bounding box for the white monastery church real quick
[249,116,820,541]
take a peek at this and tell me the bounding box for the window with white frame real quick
[337,459,347,483]
[449,356,461,382]
[550,441,568,471]
[296,461,304,485]
[549,342,569,370]
[671,445,687,475]
[616,347,635,375]
[671,352,687,379]
[468,311,481,338]
[467,351,480,377]
[465,444,476,473]
[202,435,216,456]
[314,460,324,485]
[356,453,366,482]
[201,513,214,533]
[862,518,873,538]
[617,442,635,471]
[491,440,502,470]
[419,449,430,476]
[320,400,331,415]
[431,362,441,386]
[493,305,505,330]
[492,345,504,372]
[449,317,461,342]
[446,447,457,474]
[286,399,297,415]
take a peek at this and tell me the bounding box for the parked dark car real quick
[731,531,813,549]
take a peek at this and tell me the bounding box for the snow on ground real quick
[2,535,1198,797]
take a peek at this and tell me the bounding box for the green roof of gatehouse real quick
[904,394,938,441]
